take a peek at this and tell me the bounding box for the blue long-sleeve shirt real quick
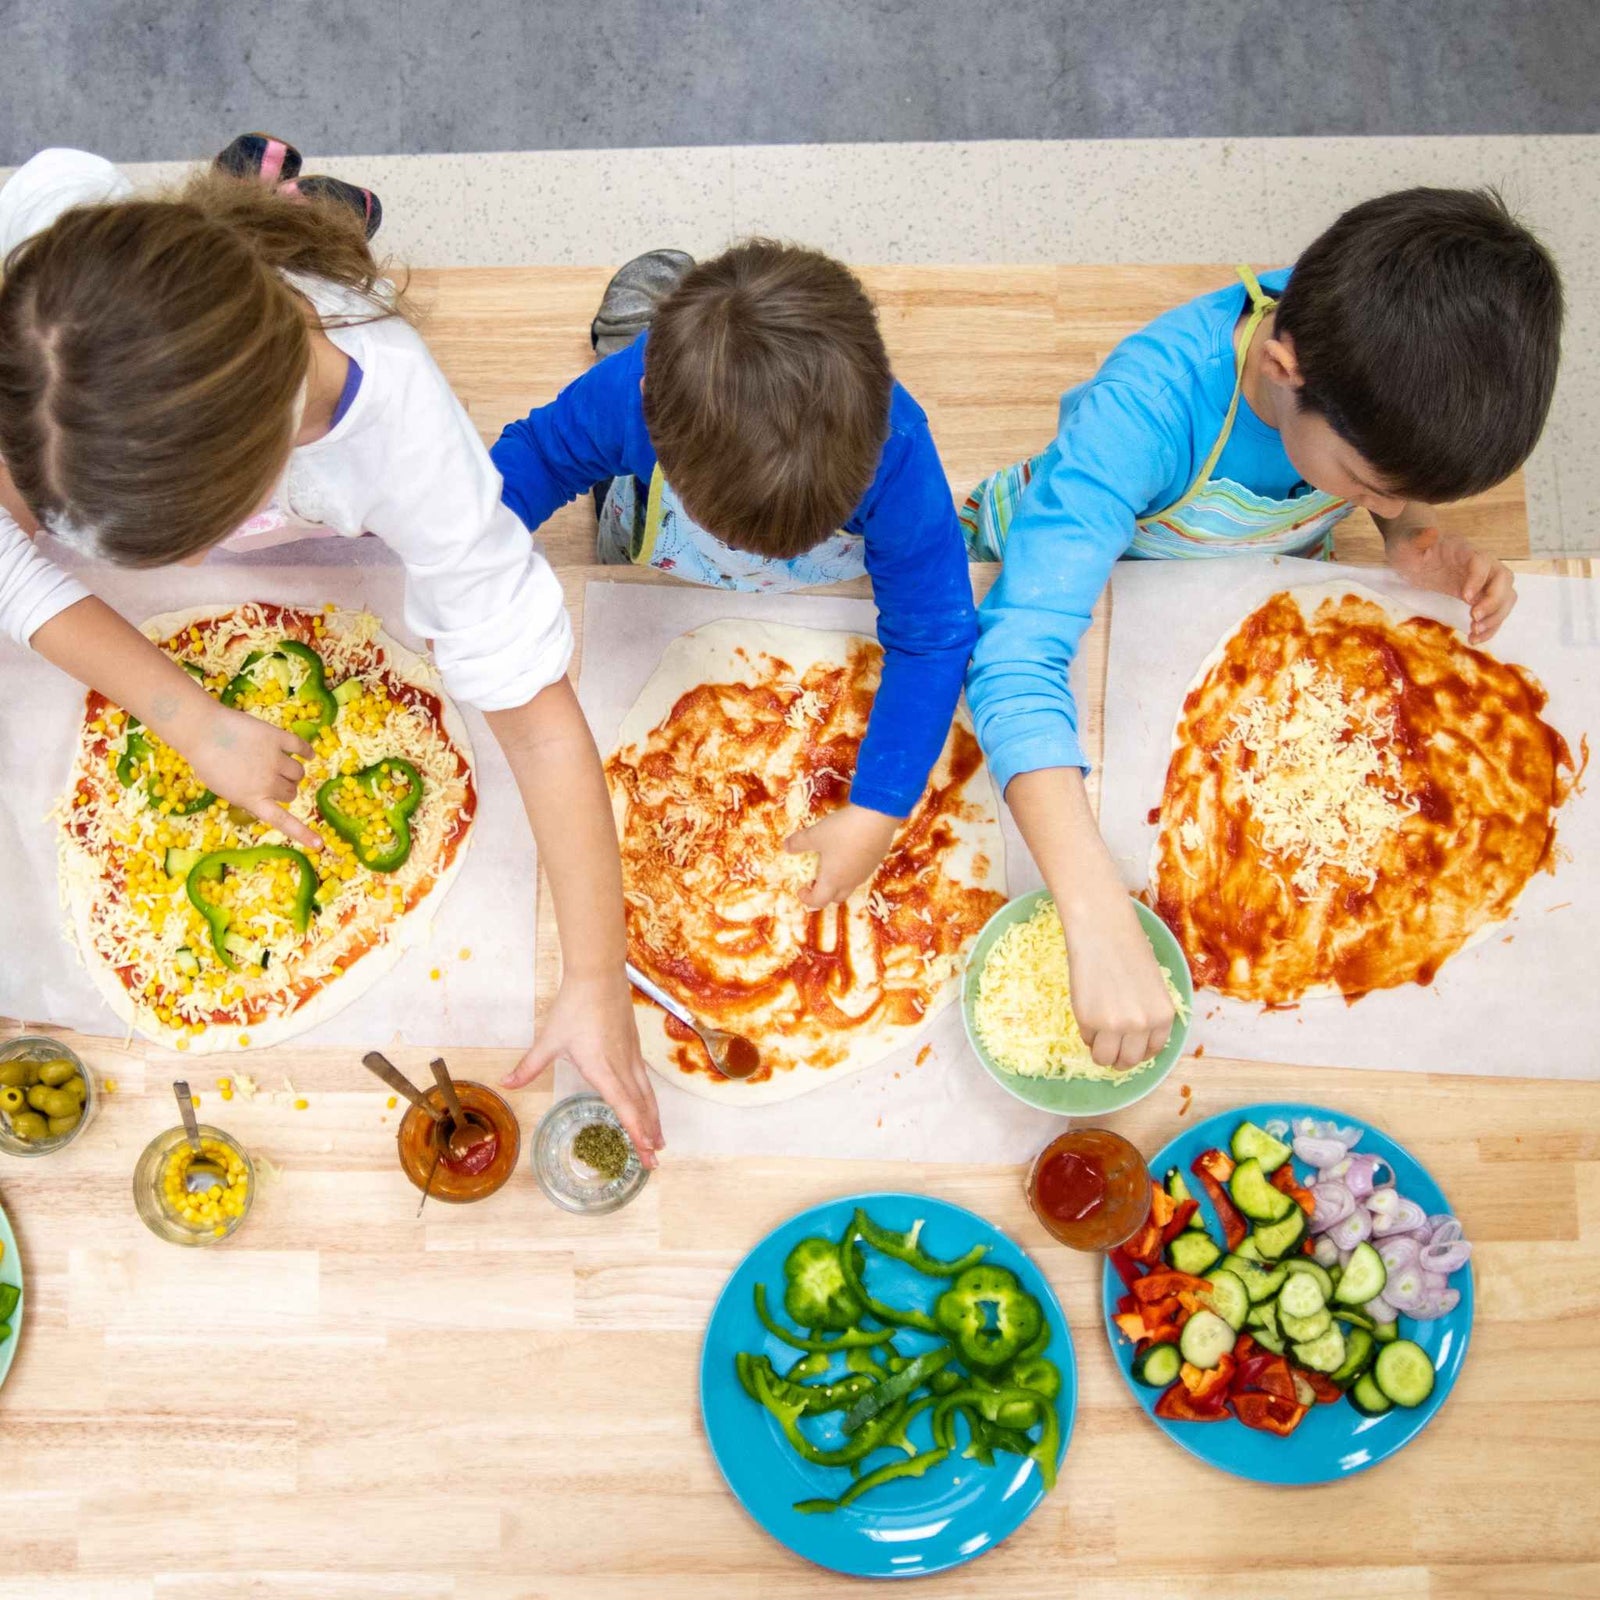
[492,334,977,817]
[966,270,1307,794]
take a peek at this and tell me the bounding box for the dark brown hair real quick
[0,168,406,566]
[1275,187,1563,503]
[642,240,893,557]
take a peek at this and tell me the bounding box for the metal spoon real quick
[429,1057,490,1159]
[171,1081,226,1195]
[624,962,761,1080]
[362,1052,446,1123]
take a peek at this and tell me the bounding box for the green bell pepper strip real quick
[116,662,217,815]
[841,1347,952,1434]
[880,1395,935,1457]
[793,1447,950,1515]
[932,1386,1060,1491]
[315,758,424,873]
[1001,1354,1061,1403]
[184,846,318,972]
[736,1353,878,1417]
[751,1282,894,1353]
[784,1351,829,1383]
[222,640,337,740]
[931,1264,1044,1370]
[745,1357,909,1467]
[837,1222,940,1334]
[851,1210,989,1278]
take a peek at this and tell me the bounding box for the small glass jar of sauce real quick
[1026,1126,1150,1251]
[397,1081,521,1203]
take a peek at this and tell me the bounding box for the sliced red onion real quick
[1382,1266,1430,1314]
[1377,1235,1421,1274]
[1293,1116,1363,1149]
[1328,1208,1372,1250]
[1311,1235,1342,1269]
[1422,1269,1451,1293]
[1294,1135,1349,1170]
[1420,1239,1472,1275]
[1343,1155,1389,1199]
[1310,1180,1358,1232]
[1427,1216,1463,1246]
[1412,1287,1460,1321]
[1263,1118,1290,1140]
[1363,1294,1398,1324]
[1338,1245,1356,1267]
[1366,1187,1401,1222]
[1372,1198,1429,1238]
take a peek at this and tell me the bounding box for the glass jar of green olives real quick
[0,1037,96,1158]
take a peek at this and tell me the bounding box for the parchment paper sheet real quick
[1099,555,1600,1079]
[0,541,537,1051]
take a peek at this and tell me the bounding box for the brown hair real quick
[642,240,892,558]
[0,167,406,566]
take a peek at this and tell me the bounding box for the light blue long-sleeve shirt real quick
[967,268,1308,792]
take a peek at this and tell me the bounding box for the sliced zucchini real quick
[1229,1120,1293,1175]
[1278,1306,1333,1344]
[1220,1253,1287,1303]
[1333,1242,1388,1306]
[1166,1231,1222,1277]
[1228,1158,1295,1224]
[1329,1326,1376,1388]
[1133,1344,1181,1388]
[1250,1323,1287,1355]
[1277,1271,1328,1321]
[1349,1371,1393,1416]
[1248,1211,1309,1261]
[174,947,200,977]
[1281,1258,1335,1301]
[1373,1340,1436,1408]
[164,846,204,878]
[1373,1321,1400,1345]
[1200,1269,1251,1333]
[1290,1325,1347,1375]
[1178,1309,1237,1370]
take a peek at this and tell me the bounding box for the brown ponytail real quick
[0,168,409,566]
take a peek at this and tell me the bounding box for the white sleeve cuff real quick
[0,149,133,258]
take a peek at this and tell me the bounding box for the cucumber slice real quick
[1333,1307,1375,1332]
[1229,1120,1292,1175]
[222,931,268,968]
[1250,1324,1286,1355]
[1373,1321,1400,1345]
[332,677,364,707]
[1229,1158,1295,1224]
[1219,1254,1287,1303]
[1246,1299,1280,1337]
[1133,1344,1181,1388]
[1234,1236,1264,1263]
[1166,1231,1222,1276]
[1282,1258,1335,1300]
[174,947,200,977]
[1178,1309,1237,1370]
[1290,1325,1347,1375]
[1373,1339,1436,1408]
[1199,1269,1251,1332]
[1277,1271,1328,1320]
[1330,1326,1376,1388]
[164,847,204,878]
[1278,1306,1333,1343]
[1249,1211,1309,1261]
[1349,1371,1392,1416]
[1334,1242,1388,1306]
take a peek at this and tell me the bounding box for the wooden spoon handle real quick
[361,1052,441,1118]
[428,1058,468,1128]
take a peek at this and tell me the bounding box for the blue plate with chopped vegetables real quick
[0,1195,23,1392]
[1101,1103,1474,1485]
[701,1192,1075,1578]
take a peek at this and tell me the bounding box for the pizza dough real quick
[605,619,1007,1105]
[58,603,476,1052]
[1149,582,1578,1004]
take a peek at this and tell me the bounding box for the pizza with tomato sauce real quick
[605,619,1007,1104]
[57,603,476,1052]
[1149,583,1578,1004]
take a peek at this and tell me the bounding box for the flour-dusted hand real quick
[502,967,663,1166]
[786,802,901,909]
[183,699,323,852]
[1385,526,1517,645]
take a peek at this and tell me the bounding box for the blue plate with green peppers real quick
[0,1196,22,1392]
[700,1192,1075,1578]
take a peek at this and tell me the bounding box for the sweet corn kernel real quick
[293,1098,308,1111]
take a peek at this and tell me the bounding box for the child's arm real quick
[489,679,663,1165]
[1376,506,1517,644]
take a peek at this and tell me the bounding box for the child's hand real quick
[1060,888,1176,1069]
[502,966,664,1166]
[786,803,900,909]
[184,700,324,851]
[1385,526,1518,644]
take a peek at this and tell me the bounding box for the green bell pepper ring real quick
[1001,1353,1061,1404]
[851,1210,989,1277]
[184,846,318,972]
[841,1347,952,1434]
[115,729,217,816]
[793,1446,950,1515]
[751,1282,894,1353]
[315,758,424,873]
[782,1234,868,1332]
[932,1264,1044,1370]
[837,1222,939,1334]
[222,640,337,740]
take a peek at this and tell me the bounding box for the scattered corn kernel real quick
[458,948,471,960]
[429,968,441,981]
[293,1098,309,1111]
[386,1095,397,1110]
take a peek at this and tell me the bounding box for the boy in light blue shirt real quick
[965,188,1563,1074]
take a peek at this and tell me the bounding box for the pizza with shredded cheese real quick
[604,619,1006,1105]
[57,603,476,1052]
[1149,583,1578,1004]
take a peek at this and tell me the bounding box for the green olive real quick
[0,1061,37,1088]
[37,1059,78,1088]
[9,1111,48,1142]
[0,1087,23,1115]
[61,1074,87,1100]
[39,1089,78,1120]
[46,1111,82,1137]
[25,1085,52,1112]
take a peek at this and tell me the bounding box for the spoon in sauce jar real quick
[624,962,761,1080]
[429,1057,493,1159]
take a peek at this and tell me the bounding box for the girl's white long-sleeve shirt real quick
[0,148,573,712]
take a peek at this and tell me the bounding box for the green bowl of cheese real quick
[961,889,1194,1117]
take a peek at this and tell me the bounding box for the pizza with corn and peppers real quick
[1149,582,1580,1006]
[57,603,476,1052]
[604,619,1007,1106]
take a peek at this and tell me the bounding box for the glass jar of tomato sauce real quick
[397,1081,521,1203]
[1026,1127,1150,1251]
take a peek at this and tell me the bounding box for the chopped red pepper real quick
[1194,1148,1235,1183]
[1269,1165,1316,1217]
[1113,1311,1146,1342]
[1148,1183,1177,1231]
[1108,1248,1141,1290]
[1297,1368,1344,1405]
[1180,1354,1236,1404]
[1159,1197,1199,1244]
[1130,1271,1211,1304]
[1233,1353,1300,1403]
[1121,1213,1166,1267]
[1116,1293,1136,1316]
[1231,1392,1309,1436]
[1234,1333,1257,1361]
[1156,1383,1229,1423]
[1190,1155,1248,1251]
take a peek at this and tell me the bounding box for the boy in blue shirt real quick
[964,187,1563,1075]
[493,241,977,906]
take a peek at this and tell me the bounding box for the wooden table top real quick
[1,266,1594,1598]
